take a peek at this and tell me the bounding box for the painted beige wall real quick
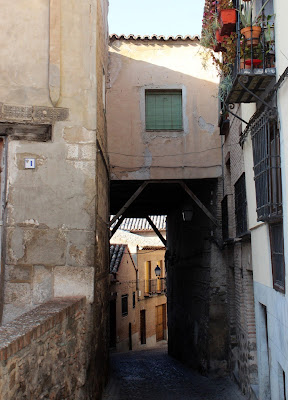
[107,39,221,180]
[137,248,167,344]
[0,0,109,323]
[111,246,167,351]
[112,250,138,351]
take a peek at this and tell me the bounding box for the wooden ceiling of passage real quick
[110,179,217,218]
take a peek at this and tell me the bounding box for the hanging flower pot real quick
[213,42,223,52]
[241,26,261,45]
[215,29,228,43]
[245,58,262,67]
[219,9,237,35]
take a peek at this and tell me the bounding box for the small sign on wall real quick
[24,158,36,169]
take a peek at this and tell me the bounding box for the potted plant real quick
[244,43,263,68]
[219,0,237,35]
[239,0,272,45]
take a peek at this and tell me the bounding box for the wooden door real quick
[156,304,166,342]
[140,310,146,344]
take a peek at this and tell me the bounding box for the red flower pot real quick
[245,58,262,67]
[219,9,237,35]
[215,29,228,43]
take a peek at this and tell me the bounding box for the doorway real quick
[156,304,166,341]
[140,310,146,344]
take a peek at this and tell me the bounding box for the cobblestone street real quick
[102,344,248,400]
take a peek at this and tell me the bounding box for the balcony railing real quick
[223,1,276,106]
[143,279,166,296]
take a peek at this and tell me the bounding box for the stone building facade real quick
[0,0,110,398]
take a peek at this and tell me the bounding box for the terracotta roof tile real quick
[111,216,166,232]
[110,34,200,42]
[141,246,166,251]
[110,244,126,273]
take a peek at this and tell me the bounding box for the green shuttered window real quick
[145,90,183,131]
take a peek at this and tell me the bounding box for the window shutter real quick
[145,90,182,130]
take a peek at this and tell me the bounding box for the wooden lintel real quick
[146,216,166,247]
[179,182,220,227]
[110,214,126,239]
[109,182,149,226]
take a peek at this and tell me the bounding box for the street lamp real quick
[154,265,161,277]
[182,208,193,222]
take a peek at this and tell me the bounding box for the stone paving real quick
[102,344,248,400]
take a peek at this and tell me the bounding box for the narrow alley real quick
[102,345,247,400]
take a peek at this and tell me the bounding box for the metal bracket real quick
[237,79,275,110]
[224,102,249,125]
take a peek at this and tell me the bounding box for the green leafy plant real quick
[239,0,272,27]
[219,0,234,9]
[218,74,233,102]
[264,15,275,53]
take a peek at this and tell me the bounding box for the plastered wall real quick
[107,38,221,181]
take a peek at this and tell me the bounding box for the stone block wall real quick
[221,108,258,396]
[0,0,110,398]
[0,297,92,400]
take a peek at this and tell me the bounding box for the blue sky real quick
[108,0,205,37]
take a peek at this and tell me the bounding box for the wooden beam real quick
[179,182,220,227]
[110,214,126,239]
[109,182,149,226]
[146,216,166,247]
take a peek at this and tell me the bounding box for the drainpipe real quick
[0,135,8,324]
[221,134,225,198]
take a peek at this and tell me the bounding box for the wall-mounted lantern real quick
[154,265,161,277]
[182,207,193,222]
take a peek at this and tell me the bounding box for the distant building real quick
[110,217,167,351]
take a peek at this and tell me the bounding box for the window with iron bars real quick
[222,196,229,241]
[234,173,248,237]
[269,222,285,293]
[251,111,282,222]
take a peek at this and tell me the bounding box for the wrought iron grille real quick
[251,110,282,221]
[218,0,276,107]
[269,222,285,293]
[222,196,229,241]
[233,0,276,79]
[143,279,166,295]
[234,173,248,237]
